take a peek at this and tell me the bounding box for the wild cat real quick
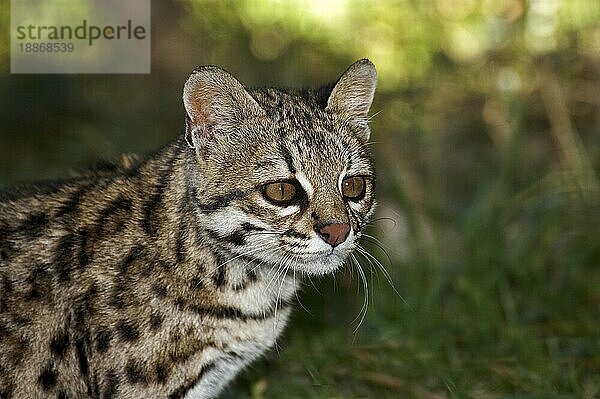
[0,59,377,398]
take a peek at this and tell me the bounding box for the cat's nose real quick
[316,223,351,247]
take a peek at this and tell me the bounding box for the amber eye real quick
[342,176,366,200]
[263,181,297,204]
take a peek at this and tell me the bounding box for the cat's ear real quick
[183,66,265,148]
[325,59,377,141]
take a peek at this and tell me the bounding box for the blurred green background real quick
[1,0,599,397]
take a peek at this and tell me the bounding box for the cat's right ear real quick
[325,59,377,141]
[183,66,265,149]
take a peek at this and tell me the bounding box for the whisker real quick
[305,273,322,295]
[274,261,293,329]
[360,234,394,265]
[293,268,312,315]
[367,109,383,121]
[355,245,411,310]
[210,237,278,273]
[265,262,285,293]
[244,231,287,238]
[248,249,275,273]
[349,253,369,334]
[364,216,399,229]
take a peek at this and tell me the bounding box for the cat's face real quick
[183,60,377,275]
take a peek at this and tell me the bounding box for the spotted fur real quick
[0,59,377,398]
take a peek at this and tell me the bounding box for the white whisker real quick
[350,253,369,334]
[355,245,410,309]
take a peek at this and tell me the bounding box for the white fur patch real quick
[295,170,314,199]
[278,204,299,217]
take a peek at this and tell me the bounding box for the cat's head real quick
[183,59,377,275]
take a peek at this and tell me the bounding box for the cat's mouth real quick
[278,238,355,275]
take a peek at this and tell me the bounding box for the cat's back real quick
[0,176,92,398]
[0,157,146,398]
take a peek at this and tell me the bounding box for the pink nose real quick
[317,223,350,247]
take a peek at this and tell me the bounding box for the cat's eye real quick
[263,181,298,204]
[342,176,366,200]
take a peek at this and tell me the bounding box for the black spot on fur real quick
[246,268,258,283]
[50,332,70,358]
[95,196,132,237]
[95,329,111,354]
[197,189,246,212]
[142,195,162,236]
[241,222,265,232]
[282,229,308,239]
[234,268,258,291]
[155,362,169,384]
[223,230,246,246]
[101,370,119,399]
[83,284,98,309]
[167,362,216,399]
[158,260,172,271]
[139,260,155,277]
[278,139,296,174]
[213,267,226,288]
[54,234,75,282]
[0,385,14,399]
[125,360,145,384]
[108,294,124,309]
[54,229,94,276]
[90,374,100,398]
[0,247,9,262]
[19,334,30,349]
[57,389,69,399]
[1,332,29,366]
[77,228,93,268]
[141,162,174,237]
[56,184,91,218]
[187,302,283,321]
[152,283,167,299]
[149,312,164,331]
[0,323,9,339]
[72,308,86,330]
[119,245,143,274]
[174,297,185,309]
[27,266,52,300]
[116,321,139,343]
[12,314,32,327]
[17,212,49,238]
[1,275,13,296]
[75,338,89,377]
[190,276,203,290]
[38,365,58,390]
[190,304,242,319]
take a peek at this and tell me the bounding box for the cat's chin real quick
[294,261,341,275]
[288,249,351,276]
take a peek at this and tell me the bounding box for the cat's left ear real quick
[325,59,377,141]
[182,65,265,149]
